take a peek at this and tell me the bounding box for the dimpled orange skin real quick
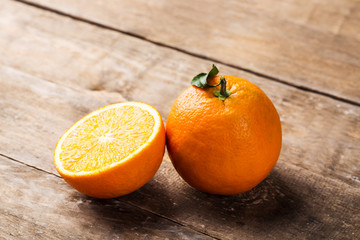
[166,75,282,195]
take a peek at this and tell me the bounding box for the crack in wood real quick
[0,153,220,240]
[124,201,222,240]
[11,0,360,107]
[0,153,60,178]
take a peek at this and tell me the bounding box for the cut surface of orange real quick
[54,102,165,199]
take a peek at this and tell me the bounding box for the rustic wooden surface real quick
[1,0,359,239]
[15,0,360,104]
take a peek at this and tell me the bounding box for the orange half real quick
[54,102,165,198]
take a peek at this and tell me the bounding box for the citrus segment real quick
[59,106,155,172]
[54,102,165,199]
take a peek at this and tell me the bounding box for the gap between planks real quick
[0,152,221,240]
[0,153,59,178]
[0,61,357,239]
[12,0,360,107]
[1,133,357,198]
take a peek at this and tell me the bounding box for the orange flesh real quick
[59,105,155,172]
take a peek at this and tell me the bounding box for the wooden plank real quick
[125,158,360,239]
[0,156,214,240]
[0,67,358,239]
[0,1,359,238]
[0,0,359,184]
[15,0,360,103]
[0,66,125,176]
[2,154,359,240]
[237,0,360,37]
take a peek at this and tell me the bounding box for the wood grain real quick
[0,156,214,240]
[237,0,360,38]
[0,1,359,239]
[0,66,358,239]
[0,0,359,184]
[125,157,360,239]
[16,0,360,103]
[0,66,125,176]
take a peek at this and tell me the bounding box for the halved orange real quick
[54,102,165,199]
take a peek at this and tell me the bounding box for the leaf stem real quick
[190,65,230,100]
[219,76,230,98]
[213,76,230,100]
[206,81,222,88]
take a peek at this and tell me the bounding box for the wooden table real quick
[1,0,359,239]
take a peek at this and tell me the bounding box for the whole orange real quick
[166,65,282,195]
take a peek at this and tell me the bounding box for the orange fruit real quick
[54,102,165,199]
[166,65,282,195]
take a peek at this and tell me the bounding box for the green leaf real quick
[207,64,219,79]
[191,64,219,88]
[191,73,207,88]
